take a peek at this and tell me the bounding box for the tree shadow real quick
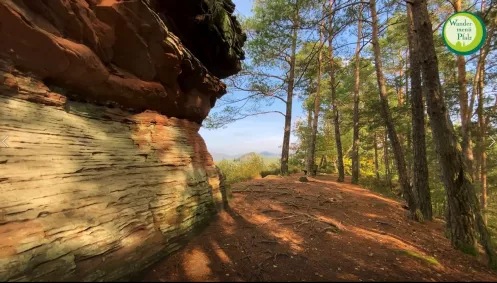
[137,175,497,282]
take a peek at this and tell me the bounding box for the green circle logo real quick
[442,12,487,55]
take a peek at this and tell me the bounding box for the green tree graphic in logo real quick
[442,12,486,55]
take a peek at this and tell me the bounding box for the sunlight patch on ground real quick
[245,212,272,225]
[265,203,287,212]
[209,240,232,264]
[312,214,348,232]
[310,178,399,205]
[182,248,217,281]
[336,272,362,281]
[218,212,237,235]
[229,203,305,251]
[350,226,445,271]
[363,213,382,219]
[351,226,416,250]
[395,249,441,266]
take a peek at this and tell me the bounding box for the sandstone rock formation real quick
[0,0,245,281]
[157,0,246,78]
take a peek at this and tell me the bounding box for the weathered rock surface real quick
[0,0,244,123]
[0,68,226,281]
[156,0,246,78]
[0,0,243,281]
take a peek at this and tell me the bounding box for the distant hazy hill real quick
[210,152,237,161]
[212,151,279,163]
[259,151,279,157]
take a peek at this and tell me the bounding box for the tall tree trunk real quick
[351,4,363,184]
[411,0,495,264]
[475,135,481,182]
[280,24,298,175]
[397,50,405,106]
[319,155,325,168]
[478,68,487,225]
[328,0,345,182]
[384,129,391,187]
[454,0,475,179]
[306,107,313,166]
[307,19,323,177]
[474,131,481,182]
[475,18,495,224]
[374,132,380,180]
[405,53,413,177]
[407,4,432,220]
[369,0,419,220]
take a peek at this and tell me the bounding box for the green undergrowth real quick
[359,177,401,199]
[395,249,440,266]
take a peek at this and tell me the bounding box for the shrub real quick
[260,168,280,178]
[216,154,302,185]
[216,154,266,185]
[359,176,400,199]
[299,176,309,182]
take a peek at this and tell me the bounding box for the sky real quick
[199,0,306,156]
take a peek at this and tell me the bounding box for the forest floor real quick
[139,174,497,282]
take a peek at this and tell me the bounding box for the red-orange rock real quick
[0,0,239,123]
[0,0,242,281]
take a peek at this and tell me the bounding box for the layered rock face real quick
[0,0,244,281]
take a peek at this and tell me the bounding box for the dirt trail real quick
[138,175,497,282]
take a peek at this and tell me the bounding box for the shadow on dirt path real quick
[137,174,497,282]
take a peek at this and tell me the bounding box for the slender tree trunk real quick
[328,0,345,182]
[397,50,405,106]
[281,25,298,175]
[405,53,413,178]
[319,155,325,168]
[384,129,391,187]
[306,107,313,167]
[351,4,363,184]
[411,0,495,264]
[369,0,419,220]
[478,72,487,225]
[454,0,474,179]
[475,135,481,182]
[475,150,482,180]
[307,19,323,177]
[374,132,380,180]
[475,19,495,223]
[407,4,432,220]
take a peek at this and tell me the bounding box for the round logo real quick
[442,12,486,55]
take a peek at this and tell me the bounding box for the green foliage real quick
[359,177,400,199]
[299,176,309,182]
[216,153,285,184]
[216,153,266,185]
[395,250,440,266]
[261,168,281,178]
[457,243,479,257]
[212,0,497,260]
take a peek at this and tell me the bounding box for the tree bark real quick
[307,19,324,177]
[384,128,391,187]
[369,0,419,220]
[306,106,313,165]
[405,53,413,178]
[475,19,495,224]
[319,155,325,168]
[454,0,475,179]
[407,4,432,220]
[280,23,298,175]
[328,0,345,182]
[478,70,487,225]
[411,0,495,264]
[351,4,363,184]
[374,132,380,180]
